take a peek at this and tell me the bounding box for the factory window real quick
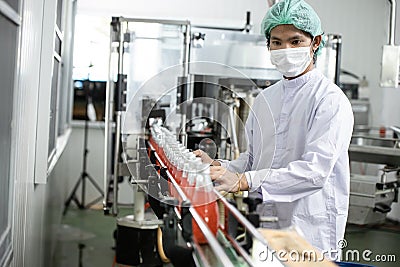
[0,2,19,265]
[35,0,76,183]
[48,57,60,159]
[46,1,63,166]
[72,80,106,121]
[72,16,109,81]
[71,15,109,122]
[58,1,77,135]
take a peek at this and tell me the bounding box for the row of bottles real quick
[149,125,219,244]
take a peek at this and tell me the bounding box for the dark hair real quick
[267,30,318,64]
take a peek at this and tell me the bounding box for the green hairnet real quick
[261,0,325,55]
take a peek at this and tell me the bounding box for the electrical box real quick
[380,45,400,88]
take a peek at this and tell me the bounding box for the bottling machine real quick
[103,16,342,266]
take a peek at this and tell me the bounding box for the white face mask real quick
[270,46,312,78]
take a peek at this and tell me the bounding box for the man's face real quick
[269,24,314,51]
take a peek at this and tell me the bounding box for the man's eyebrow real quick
[287,35,305,40]
[270,34,306,41]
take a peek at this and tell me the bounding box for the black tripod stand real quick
[63,81,104,215]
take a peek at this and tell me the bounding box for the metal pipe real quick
[228,101,240,159]
[388,0,397,45]
[103,19,118,213]
[193,11,252,32]
[117,21,125,76]
[334,35,342,86]
[182,23,191,78]
[112,112,122,215]
[179,23,191,147]
[193,25,246,32]
[110,19,126,216]
[117,17,190,26]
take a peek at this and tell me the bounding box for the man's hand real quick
[210,166,248,192]
[193,150,220,166]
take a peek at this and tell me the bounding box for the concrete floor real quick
[53,207,117,267]
[52,208,400,267]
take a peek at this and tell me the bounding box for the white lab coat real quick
[221,68,354,253]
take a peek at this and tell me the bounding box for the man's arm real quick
[246,93,353,202]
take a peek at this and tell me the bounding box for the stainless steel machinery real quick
[103,17,284,267]
[348,127,400,225]
[348,172,398,225]
[103,16,344,266]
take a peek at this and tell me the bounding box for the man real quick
[195,0,354,256]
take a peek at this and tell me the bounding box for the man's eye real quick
[271,41,281,46]
[292,40,301,45]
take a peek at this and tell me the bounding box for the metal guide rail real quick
[145,140,284,267]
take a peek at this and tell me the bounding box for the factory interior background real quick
[1,0,400,266]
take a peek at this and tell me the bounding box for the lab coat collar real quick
[282,68,318,90]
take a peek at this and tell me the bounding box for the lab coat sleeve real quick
[247,93,353,202]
